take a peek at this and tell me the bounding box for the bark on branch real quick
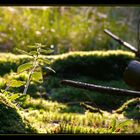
[60,80,140,97]
[104,29,140,57]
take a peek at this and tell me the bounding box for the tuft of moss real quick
[0,53,31,76]
[0,93,37,133]
[114,98,140,120]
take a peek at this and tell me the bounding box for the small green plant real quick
[107,118,132,133]
[5,43,55,94]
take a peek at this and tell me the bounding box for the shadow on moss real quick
[0,93,37,134]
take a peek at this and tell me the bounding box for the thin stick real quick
[61,80,140,97]
[104,29,138,54]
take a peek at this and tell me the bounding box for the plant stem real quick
[23,75,31,94]
[23,45,41,94]
[5,85,10,91]
[23,60,37,94]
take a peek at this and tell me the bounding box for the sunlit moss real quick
[115,98,140,120]
[21,98,139,133]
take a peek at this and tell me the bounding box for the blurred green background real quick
[0,6,140,54]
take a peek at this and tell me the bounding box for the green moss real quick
[0,53,31,76]
[0,50,135,80]
[51,50,135,80]
[0,93,37,133]
[115,98,140,120]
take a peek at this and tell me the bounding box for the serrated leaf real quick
[37,58,51,65]
[45,66,56,73]
[9,93,20,102]
[43,58,51,64]
[28,45,37,49]
[35,43,46,48]
[14,48,30,55]
[7,79,25,87]
[17,62,33,73]
[37,58,43,62]
[29,51,38,55]
[31,72,43,82]
[16,94,28,102]
[40,49,54,54]
[0,89,11,96]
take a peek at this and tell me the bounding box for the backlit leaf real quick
[17,62,33,73]
[14,48,30,55]
[16,94,29,102]
[40,49,54,54]
[29,51,38,55]
[7,79,25,87]
[37,57,51,64]
[28,45,36,49]
[31,72,43,82]
[9,93,20,102]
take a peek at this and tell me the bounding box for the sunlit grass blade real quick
[117,120,132,128]
[111,118,116,132]
[45,66,56,73]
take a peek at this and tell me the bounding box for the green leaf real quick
[35,43,42,47]
[43,58,51,64]
[14,48,30,55]
[37,58,51,65]
[29,51,38,55]
[0,90,11,96]
[28,45,37,49]
[7,80,25,87]
[31,72,43,82]
[45,66,56,73]
[35,43,46,48]
[16,94,29,102]
[40,49,54,54]
[9,93,20,102]
[17,62,33,73]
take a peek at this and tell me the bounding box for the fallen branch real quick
[60,80,140,97]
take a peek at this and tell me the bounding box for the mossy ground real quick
[0,91,140,134]
[0,51,139,134]
[0,93,36,134]
[19,97,140,134]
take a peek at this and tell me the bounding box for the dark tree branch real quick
[104,29,139,56]
[60,80,140,97]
